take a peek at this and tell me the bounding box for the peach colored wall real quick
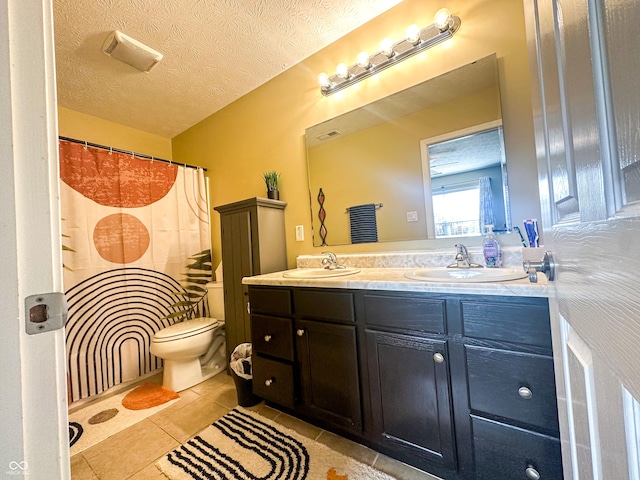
[58,107,172,160]
[172,0,538,269]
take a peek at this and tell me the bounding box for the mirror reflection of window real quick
[423,121,508,239]
[432,182,480,237]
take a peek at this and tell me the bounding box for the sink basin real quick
[283,268,361,279]
[405,267,527,283]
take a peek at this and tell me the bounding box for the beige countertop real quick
[242,267,548,297]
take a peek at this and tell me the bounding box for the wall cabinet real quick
[214,198,286,360]
[248,285,562,480]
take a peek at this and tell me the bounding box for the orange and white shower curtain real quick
[59,140,211,402]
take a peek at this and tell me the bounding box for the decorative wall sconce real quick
[317,8,461,96]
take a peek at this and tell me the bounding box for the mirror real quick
[305,54,511,246]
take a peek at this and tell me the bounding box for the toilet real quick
[151,281,226,392]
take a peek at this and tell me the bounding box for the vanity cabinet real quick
[248,285,562,480]
[460,297,562,480]
[250,287,362,434]
[214,197,287,360]
[249,287,295,409]
[364,293,456,471]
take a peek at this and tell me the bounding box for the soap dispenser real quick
[482,225,502,267]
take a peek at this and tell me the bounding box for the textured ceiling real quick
[53,0,404,138]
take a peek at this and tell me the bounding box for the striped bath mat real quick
[156,407,397,480]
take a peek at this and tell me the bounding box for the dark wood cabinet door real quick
[220,210,253,358]
[296,319,362,433]
[366,330,456,470]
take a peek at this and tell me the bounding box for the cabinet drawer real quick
[472,416,562,480]
[364,294,445,333]
[461,298,551,348]
[251,315,294,361]
[252,357,295,408]
[295,289,354,323]
[466,346,559,433]
[249,287,292,317]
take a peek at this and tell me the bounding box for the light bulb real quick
[406,24,421,45]
[336,63,349,79]
[356,51,370,69]
[380,38,394,57]
[317,72,331,88]
[433,8,452,31]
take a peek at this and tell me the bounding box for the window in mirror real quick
[432,182,480,237]
[422,121,509,238]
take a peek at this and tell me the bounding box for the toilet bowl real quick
[151,281,226,392]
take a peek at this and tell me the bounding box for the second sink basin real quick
[283,267,361,279]
[405,267,527,283]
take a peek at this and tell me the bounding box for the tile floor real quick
[70,373,441,480]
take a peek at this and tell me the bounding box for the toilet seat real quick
[153,318,223,343]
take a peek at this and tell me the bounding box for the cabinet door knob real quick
[433,352,445,363]
[525,465,540,480]
[297,329,305,337]
[264,334,272,342]
[519,386,533,399]
[265,378,275,387]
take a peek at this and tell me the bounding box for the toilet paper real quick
[214,262,223,283]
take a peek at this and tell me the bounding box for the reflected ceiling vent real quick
[102,31,163,72]
[316,130,342,141]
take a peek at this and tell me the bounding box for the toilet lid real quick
[154,317,222,341]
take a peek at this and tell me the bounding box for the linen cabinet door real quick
[366,330,456,471]
[295,319,362,434]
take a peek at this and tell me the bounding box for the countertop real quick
[242,267,548,297]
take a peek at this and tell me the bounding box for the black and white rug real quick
[156,407,397,480]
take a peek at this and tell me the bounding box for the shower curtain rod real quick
[58,136,207,171]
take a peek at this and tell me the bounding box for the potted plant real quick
[262,171,281,200]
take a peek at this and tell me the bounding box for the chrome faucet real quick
[447,244,483,269]
[321,251,345,270]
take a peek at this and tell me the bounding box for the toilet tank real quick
[206,281,225,320]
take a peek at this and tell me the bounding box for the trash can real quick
[229,343,262,407]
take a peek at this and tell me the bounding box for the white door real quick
[0,0,69,478]
[524,0,640,478]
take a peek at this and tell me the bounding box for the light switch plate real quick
[25,292,67,335]
[295,225,304,241]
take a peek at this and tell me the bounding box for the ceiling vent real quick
[102,31,163,73]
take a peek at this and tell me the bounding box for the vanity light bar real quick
[318,8,461,96]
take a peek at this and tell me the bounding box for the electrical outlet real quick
[406,211,418,222]
[295,225,304,241]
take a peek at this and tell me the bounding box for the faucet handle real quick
[321,251,338,269]
[454,244,468,256]
[321,251,337,262]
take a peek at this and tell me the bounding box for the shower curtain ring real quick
[83,141,88,150]
[108,146,113,155]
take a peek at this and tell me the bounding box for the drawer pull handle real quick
[525,465,540,480]
[519,386,533,399]
[265,378,275,387]
[297,329,305,337]
[264,334,272,342]
[433,353,445,364]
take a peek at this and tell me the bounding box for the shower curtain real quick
[59,140,211,402]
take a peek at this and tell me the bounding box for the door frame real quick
[0,0,69,477]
